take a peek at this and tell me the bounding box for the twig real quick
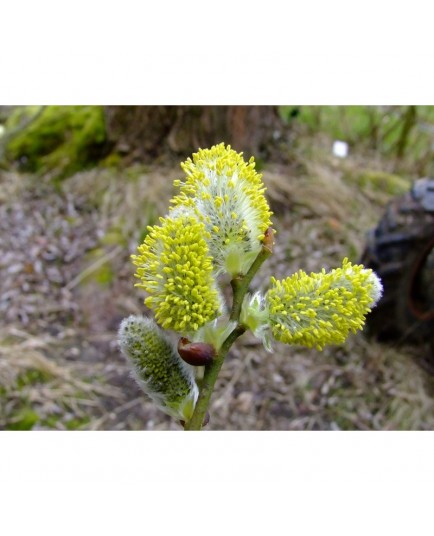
[185,241,273,430]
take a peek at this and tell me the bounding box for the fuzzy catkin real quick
[118,315,198,421]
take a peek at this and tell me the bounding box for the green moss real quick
[100,152,122,169]
[0,334,19,346]
[125,164,152,180]
[5,105,107,179]
[100,228,128,248]
[6,408,40,430]
[4,106,42,130]
[81,247,115,287]
[284,106,376,142]
[41,414,62,429]
[16,368,53,389]
[345,169,410,196]
[65,416,91,430]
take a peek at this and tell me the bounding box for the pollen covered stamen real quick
[131,215,222,333]
[266,258,383,350]
[170,143,273,275]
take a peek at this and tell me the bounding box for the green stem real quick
[184,243,272,431]
[230,245,272,322]
[183,324,245,430]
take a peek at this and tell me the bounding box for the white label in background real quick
[332,140,349,158]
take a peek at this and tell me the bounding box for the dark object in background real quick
[360,178,434,356]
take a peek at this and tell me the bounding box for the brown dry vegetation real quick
[1,134,434,431]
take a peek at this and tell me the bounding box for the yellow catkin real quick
[266,259,383,349]
[170,143,273,275]
[131,215,221,333]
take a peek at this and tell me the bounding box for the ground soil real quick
[1,141,434,431]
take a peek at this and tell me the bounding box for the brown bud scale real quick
[262,226,275,253]
[177,337,216,366]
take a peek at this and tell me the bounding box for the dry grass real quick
[63,165,179,250]
[0,326,124,430]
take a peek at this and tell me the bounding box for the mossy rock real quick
[4,106,107,178]
[345,169,410,196]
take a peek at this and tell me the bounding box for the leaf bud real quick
[177,337,216,366]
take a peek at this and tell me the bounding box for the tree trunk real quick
[104,106,286,162]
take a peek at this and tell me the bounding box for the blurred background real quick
[0,104,433,431]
